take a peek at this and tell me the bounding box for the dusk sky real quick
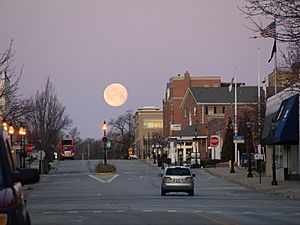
[0,0,276,139]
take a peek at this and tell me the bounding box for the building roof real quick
[189,86,262,104]
[171,124,207,139]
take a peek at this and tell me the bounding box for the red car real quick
[0,126,40,225]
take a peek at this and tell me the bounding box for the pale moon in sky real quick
[103,83,128,107]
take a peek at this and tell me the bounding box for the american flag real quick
[228,76,234,92]
[260,21,276,38]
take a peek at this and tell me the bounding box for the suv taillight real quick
[185,176,193,181]
[163,176,171,181]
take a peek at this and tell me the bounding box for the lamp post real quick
[246,119,253,177]
[101,121,108,165]
[194,121,199,168]
[19,126,26,168]
[271,119,278,185]
[228,119,235,173]
[8,126,14,146]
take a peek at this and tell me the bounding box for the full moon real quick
[103,83,128,107]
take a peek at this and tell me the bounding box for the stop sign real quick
[26,144,34,154]
[210,136,219,147]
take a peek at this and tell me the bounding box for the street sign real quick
[210,136,219,147]
[233,135,245,144]
[37,150,45,160]
[170,124,181,131]
[254,153,264,160]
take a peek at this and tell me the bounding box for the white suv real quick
[160,166,195,196]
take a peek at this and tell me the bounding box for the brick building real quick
[163,72,261,164]
[163,71,222,138]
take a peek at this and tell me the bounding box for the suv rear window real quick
[166,168,191,176]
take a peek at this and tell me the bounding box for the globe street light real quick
[271,119,278,185]
[246,119,253,177]
[101,121,108,165]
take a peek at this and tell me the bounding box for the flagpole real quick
[234,68,238,165]
[274,38,277,94]
[258,48,261,143]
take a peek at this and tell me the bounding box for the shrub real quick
[95,161,117,173]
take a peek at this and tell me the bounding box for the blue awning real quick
[274,94,299,144]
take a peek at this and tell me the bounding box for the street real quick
[26,160,300,225]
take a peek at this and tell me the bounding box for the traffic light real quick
[102,136,108,143]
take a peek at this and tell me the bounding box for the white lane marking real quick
[93,210,103,213]
[89,174,106,183]
[168,210,177,213]
[88,174,120,183]
[213,211,223,214]
[243,211,254,214]
[143,209,153,213]
[193,210,203,213]
[107,174,120,183]
[116,210,126,213]
[68,211,78,214]
[97,193,102,196]
[42,211,53,214]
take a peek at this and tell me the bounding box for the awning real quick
[273,94,299,144]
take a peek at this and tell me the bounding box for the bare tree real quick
[0,40,24,122]
[241,0,300,43]
[24,77,72,169]
[281,41,300,76]
[68,127,81,144]
[108,110,136,158]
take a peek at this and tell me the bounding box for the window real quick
[205,106,208,115]
[222,106,225,113]
[184,109,187,118]
[166,168,191,176]
[208,106,214,115]
[193,107,197,116]
[143,120,163,128]
[214,106,217,114]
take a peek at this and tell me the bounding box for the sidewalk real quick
[206,166,300,200]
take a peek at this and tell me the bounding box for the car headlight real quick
[0,213,7,225]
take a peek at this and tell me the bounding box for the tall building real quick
[134,106,163,159]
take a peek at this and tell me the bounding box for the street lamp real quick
[246,119,253,177]
[194,121,199,168]
[228,119,235,173]
[19,126,26,168]
[8,125,14,146]
[101,121,108,165]
[2,121,8,131]
[271,119,278,185]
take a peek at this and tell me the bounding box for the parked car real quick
[0,126,40,225]
[160,166,195,196]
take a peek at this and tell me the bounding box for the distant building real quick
[134,106,163,159]
[267,70,299,90]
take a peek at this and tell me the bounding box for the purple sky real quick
[0,0,276,139]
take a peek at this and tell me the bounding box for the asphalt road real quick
[26,159,300,225]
